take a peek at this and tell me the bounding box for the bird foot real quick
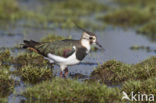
[64,68,68,78]
[59,71,63,77]
[59,68,68,78]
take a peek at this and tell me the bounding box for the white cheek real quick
[93,39,96,43]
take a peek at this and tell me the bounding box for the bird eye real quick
[89,37,93,40]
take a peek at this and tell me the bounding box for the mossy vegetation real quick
[23,78,121,103]
[0,69,15,97]
[13,52,48,68]
[17,65,53,84]
[0,50,13,66]
[12,52,53,84]
[90,60,132,85]
[91,57,156,84]
[132,56,156,80]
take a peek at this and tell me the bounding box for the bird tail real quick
[22,40,40,49]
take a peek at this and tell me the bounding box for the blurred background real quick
[1,0,156,65]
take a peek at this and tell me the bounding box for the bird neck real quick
[80,39,91,51]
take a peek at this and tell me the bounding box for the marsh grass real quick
[23,78,121,103]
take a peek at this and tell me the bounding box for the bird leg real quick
[60,71,63,77]
[64,67,68,77]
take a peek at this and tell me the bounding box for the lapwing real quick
[22,27,102,77]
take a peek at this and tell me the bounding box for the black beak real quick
[96,42,105,51]
[96,42,102,48]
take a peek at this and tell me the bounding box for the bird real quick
[22,27,102,77]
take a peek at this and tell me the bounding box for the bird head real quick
[79,27,102,48]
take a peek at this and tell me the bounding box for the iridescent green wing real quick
[34,40,78,58]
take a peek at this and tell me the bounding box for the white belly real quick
[47,51,80,66]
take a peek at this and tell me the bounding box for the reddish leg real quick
[64,68,68,77]
[60,71,63,77]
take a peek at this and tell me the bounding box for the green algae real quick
[91,57,156,85]
[23,78,121,103]
[17,65,53,84]
[0,69,15,97]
